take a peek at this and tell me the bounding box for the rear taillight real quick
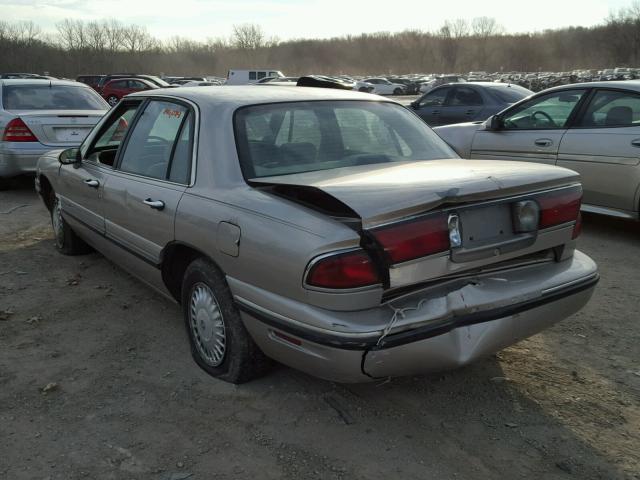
[2,118,37,142]
[572,212,583,239]
[537,186,582,229]
[305,250,380,289]
[372,214,450,264]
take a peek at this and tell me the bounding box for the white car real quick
[362,78,406,95]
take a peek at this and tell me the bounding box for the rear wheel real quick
[0,177,9,191]
[50,193,91,255]
[181,258,271,383]
[106,95,119,107]
[393,88,403,95]
[358,87,368,92]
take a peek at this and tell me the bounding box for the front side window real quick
[502,89,586,130]
[2,84,107,110]
[118,100,191,181]
[235,101,457,178]
[84,102,142,167]
[419,87,451,107]
[578,89,640,127]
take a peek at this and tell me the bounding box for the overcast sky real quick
[1,0,635,41]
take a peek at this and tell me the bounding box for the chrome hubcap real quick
[108,97,118,106]
[189,283,226,366]
[52,198,64,248]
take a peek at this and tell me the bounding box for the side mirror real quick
[487,115,502,131]
[58,147,80,165]
[409,101,418,109]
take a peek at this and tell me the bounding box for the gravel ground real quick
[0,177,638,480]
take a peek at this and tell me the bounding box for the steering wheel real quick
[343,153,393,166]
[532,110,555,127]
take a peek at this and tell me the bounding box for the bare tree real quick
[231,23,265,49]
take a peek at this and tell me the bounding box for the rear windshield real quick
[2,85,107,110]
[489,85,532,103]
[234,101,457,178]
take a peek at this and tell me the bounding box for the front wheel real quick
[106,95,119,107]
[393,88,403,95]
[51,194,91,255]
[181,258,271,383]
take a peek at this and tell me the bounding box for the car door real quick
[102,99,194,282]
[58,101,142,234]
[470,88,587,165]
[439,85,485,125]
[558,88,640,214]
[412,86,454,126]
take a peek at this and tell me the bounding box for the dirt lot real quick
[1,178,639,480]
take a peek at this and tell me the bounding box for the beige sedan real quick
[435,81,640,220]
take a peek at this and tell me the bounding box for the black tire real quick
[50,193,91,255]
[0,177,9,191]
[358,87,368,92]
[393,88,402,95]
[181,258,271,383]
[106,95,119,107]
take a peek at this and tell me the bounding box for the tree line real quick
[1,3,640,78]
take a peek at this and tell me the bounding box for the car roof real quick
[0,79,90,88]
[545,80,640,92]
[128,85,391,106]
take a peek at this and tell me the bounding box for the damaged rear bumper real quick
[234,251,598,383]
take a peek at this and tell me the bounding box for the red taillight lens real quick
[372,214,450,264]
[306,250,380,289]
[538,186,582,229]
[2,118,37,142]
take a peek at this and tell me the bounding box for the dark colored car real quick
[97,74,171,93]
[409,82,533,126]
[101,78,159,106]
[296,75,355,90]
[76,75,105,91]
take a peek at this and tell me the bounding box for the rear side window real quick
[2,85,107,110]
[118,100,192,182]
[578,90,640,127]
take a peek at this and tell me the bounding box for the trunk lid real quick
[12,110,106,146]
[251,159,580,229]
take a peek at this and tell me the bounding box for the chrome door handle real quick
[143,198,165,210]
[534,139,553,147]
[631,139,640,147]
[84,179,99,188]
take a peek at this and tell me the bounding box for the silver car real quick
[35,87,598,383]
[434,81,640,220]
[0,79,108,189]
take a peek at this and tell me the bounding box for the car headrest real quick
[605,106,632,126]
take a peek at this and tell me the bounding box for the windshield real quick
[2,84,107,110]
[234,101,457,178]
